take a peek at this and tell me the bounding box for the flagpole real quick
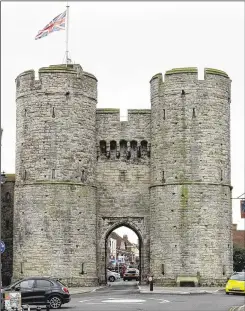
[65,1,69,66]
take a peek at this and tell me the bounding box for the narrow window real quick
[52,107,55,118]
[52,169,55,179]
[192,108,196,118]
[220,169,223,181]
[120,140,127,157]
[100,141,106,156]
[130,140,137,159]
[110,141,117,159]
[141,140,148,157]
[81,170,86,182]
[163,109,166,120]
[23,170,27,180]
[24,109,27,117]
[162,171,165,183]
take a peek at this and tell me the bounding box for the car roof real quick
[18,276,60,281]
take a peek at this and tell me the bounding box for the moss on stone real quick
[5,174,15,181]
[205,68,229,78]
[96,108,120,113]
[34,180,93,187]
[165,67,198,75]
[128,109,151,114]
[180,185,188,208]
[39,64,76,73]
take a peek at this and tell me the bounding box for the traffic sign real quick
[0,240,5,254]
[241,200,245,218]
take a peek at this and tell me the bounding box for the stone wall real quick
[11,65,233,286]
[96,109,151,282]
[149,68,232,285]
[13,64,98,286]
[1,174,15,286]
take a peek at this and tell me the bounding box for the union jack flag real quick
[35,10,66,40]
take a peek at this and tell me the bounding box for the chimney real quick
[123,235,128,240]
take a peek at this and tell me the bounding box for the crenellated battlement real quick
[16,64,97,99]
[150,67,230,85]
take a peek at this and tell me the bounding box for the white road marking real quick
[102,299,146,303]
[148,298,170,303]
[159,300,170,303]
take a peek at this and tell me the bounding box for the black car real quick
[2,277,70,309]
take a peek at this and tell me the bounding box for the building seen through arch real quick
[106,227,140,278]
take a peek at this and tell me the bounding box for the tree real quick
[233,245,245,272]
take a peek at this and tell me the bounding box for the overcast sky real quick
[1,2,244,240]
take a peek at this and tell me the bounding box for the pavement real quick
[138,285,225,294]
[69,284,226,295]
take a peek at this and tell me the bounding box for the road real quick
[65,281,245,311]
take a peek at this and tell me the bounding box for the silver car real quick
[107,269,121,282]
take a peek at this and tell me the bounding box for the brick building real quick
[1,174,15,285]
[233,224,245,249]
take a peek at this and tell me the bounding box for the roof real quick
[108,231,135,250]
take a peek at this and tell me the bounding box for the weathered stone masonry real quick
[12,64,232,286]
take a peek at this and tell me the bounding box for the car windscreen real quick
[230,273,245,281]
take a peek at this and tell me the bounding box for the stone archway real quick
[97,216,150,284]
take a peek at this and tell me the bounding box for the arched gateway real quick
[13,64,233,287]
[98,217,149,284]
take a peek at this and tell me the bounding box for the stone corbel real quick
[147,143,151,157]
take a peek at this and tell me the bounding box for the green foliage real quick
[233,245,245,272]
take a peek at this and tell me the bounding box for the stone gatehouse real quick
[7,64,234,286]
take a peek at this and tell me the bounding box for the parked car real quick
[123,269,139,281]
[107,270,120,282]
[225,272,245,294]
[1,277,70,309]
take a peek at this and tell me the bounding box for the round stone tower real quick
[150,67,232,286]
[13,64,98,286]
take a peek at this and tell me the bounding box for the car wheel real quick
[226,292,230,295]
[123,278,126,281]
[49,296,62,309]
[109,276,115,282]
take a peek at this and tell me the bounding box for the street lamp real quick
[0,171,6,309]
